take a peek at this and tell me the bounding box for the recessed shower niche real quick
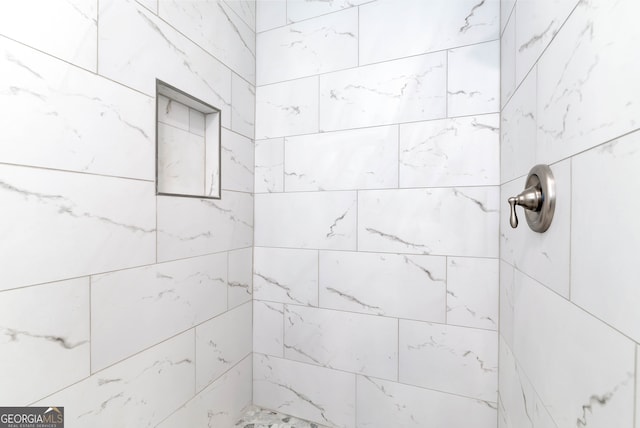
[156,80,221,199]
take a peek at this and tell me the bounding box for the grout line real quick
[253,183,500,194]
[89,275,92,375]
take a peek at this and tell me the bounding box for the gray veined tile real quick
[501,12,517,107]
[253,300,285,357]
[254,138,284,193]
[256,0,286,33]
[286,0,370,23]
[221,128,254,193]
[223,0,256,32]
[228,247,254,308]
[231,73,255,139]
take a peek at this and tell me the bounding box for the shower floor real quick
[235,406,330,428]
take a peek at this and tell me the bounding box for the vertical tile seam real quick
[89,275,93,375]
[96,0,99,73]
[634,344,638,428]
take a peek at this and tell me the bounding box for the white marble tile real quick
[254,247,318,306]
[285,126,399,191]
[196,302,252,391]
[357,376,497,428]
[447,257,499,330]
[224,0,256,31]
[157,191,253,262]
[498,336,557,428]
[205,113,222,197]
[0,0,97,71]
[256,76,319,139]
[36,330,195,428]
[158,95,190,130]
[359,0,499,65]
[238,405,331,428]
[255,138,284,193]
[286,0,369,23]
[158,356,252,428]
[500,0,515,34]
[515,0,578,85]
[91,253,228,372]
[99,0,232,127]
[254,300,284,357]
[228,247,253,308]
[158,0,255,83]
[571,132,640,342]
[499,261,515,349]
[222,129,254,193]
[358,187,499,257]
[231,73,256,138]
[254,353,356,428]
[319,52,446,132]
[448,41,500,117]
[189,108,206,136]
[284,305,398,380]
[501,69,537,184]
[0,278,89,405]
[0,164,155,291]
[0,37,154,180]
[257,8,357,85]
[255,191,357,250]
[500,160,570,297]
[157,123,206,195]
[536,0,640,164]
[512,271,636,427]
[256,0,286,32]
[136,0,158,13]
[399,115,499,188]
[399,320,498,401]
[318,251,446,322]
[501,12,516,107]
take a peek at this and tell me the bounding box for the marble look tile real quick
[257,8,358,85]
[498,336,557,428]
[0,0,97,71]
[399,320,498,401]
[205,113,222,197]
[255,138,284,193]
[196,302,252,391]
[284,305,398,380]
[157,191,253,262]
[136,0,157,13]
[99,0,232,127]
[0,278,89,405]
[254,353,356,428]
[287,0,369,23]
[157,123,206,195]
[37,331,195,428]
[157,355,252,428]
[255,191,357,250]
[447,257,499,330]
[285,126,399,191]
[224,0,256,31]
[254,247,318,306]
[399,115,499,188]
[237,405,330,428]
[91,253,228,372]
[222,129,254,193]
[500,160,570,297]
[256,0,286,32]
[571,132,640,342]
[448,41,500,117]
[318,251,446,322]
[189,109,206,136]
[501,69,536,183]
[515,0,578,85]
[359,0,499,65]
[357,376,497,428]
[500,0,515,34]
[536,0,640,164]
[319,53,446,132]
[158,0,255,83]
[501,12,516,107]
[158,95,190,130]
[253,300,284,357]
[498,261,515,349]
[0,37,154,180]
[358,187,499,257]
[228,247,253,308]
[512,271,636,427]
[256,76,319,139]
[231,73,256,138]
[0,164,155,291]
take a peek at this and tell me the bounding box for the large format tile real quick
[285,126,399,191]
[319,251,446,322]
[0,37,154,180]
[0,278,89,405]
[256,0,285,32]
[255,191,357,250]
[228,247,253,308]
[224,0,256,31]
[319,53,447,132]
[254,353,356,428]
[359,0,499,65]
[501,10,516,106]
[284,306,398,381]
[254,138,284,193]
[286,0,369,23]
[357,376,497,428]
[231,73,255,138]
[571,131,640,342]
[0,164,155,291]
[221,128,254,193]
[253,300,284,357]
[399,115,499,188]
[91,253,228,372]
[501,0,515,34]
[498,261,515,349]
[358,187,499,257]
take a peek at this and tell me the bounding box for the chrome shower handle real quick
[507,164,555,233]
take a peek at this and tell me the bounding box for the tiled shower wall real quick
[253,1,500,426]
[0,0,255,426]
[499,0,640,427]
